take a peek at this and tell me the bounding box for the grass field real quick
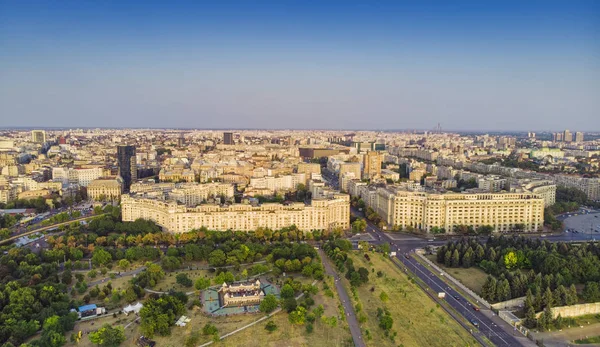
[574,335,600,344]
[214,275,352,347]
[347,251,479,347]
[426,255,488,293]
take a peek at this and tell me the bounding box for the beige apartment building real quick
[363,151,382,180]
[339,162,361,181]
[121,193,350,233]
[296,163,321,184]
[169,182,234,206]
[87,177,123,201]
[374,187,544,233]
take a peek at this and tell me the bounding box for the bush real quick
[265,321,277,332]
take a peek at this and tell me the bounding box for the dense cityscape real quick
[0,128,599,347]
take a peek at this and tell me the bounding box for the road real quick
[317,248,366,347]
[361,221,528,347]
[1,213,106,246]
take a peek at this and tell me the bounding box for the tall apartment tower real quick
[117,145,137,191]
[362,151,382,180]
[223,132,234,145]
[563,129,573,142]
[31,130,46,144]
[575,132,584,143]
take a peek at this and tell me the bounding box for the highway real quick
[363,222,524,346]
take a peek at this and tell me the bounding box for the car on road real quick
[470,320,479,328]
[472,305,480,311]
[454,295,460,300]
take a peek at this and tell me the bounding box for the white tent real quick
[123,302,143,315]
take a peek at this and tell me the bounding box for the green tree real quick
[583,282,600,302]
[504,251,518,270]
[118,259,130,270]
[289,306,307,325]
[92,249,112,267]
[481,276,497,302]
[208,249,227,267]
[202,323,218,336]
[194,277,211,291]
[265,321,278,332]
[88,324,126,346]
[523,304,537,329]
[259,294,279,313]
[280,284,295,299]
[451,249,460,267]
[176,273,193,287]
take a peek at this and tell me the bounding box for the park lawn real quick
[216,277,352,347]
[218,306,353,347]
[348,251,479,347]
[574,335,600,344]
[426,254,488,293]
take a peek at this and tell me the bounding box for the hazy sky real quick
[1,1,599,131]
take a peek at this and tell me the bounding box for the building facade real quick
[363,151,382,180]
[218,280,264,307]
[121,193,350,233]
[87,177,123,201]
[117,145,137,191]
[373,187,544,233]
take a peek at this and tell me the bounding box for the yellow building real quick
[218,280,264,307]
[296,163,321,184]
[374,187,544,233]
[87,177,123,201]
[121,193,350,233]
[362,151,382,180]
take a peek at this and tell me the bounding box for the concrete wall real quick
[548,302,600,319]
[492,296,526,310]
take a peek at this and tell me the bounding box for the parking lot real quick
[561,209,600,241]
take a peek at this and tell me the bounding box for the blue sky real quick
[1,1,599,131]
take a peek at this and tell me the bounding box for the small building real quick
[78,304,98,318]
[123,302,143,315]
[218,280,265,307]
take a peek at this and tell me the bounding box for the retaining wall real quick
[492,296,526,310]
[546,302,600,319]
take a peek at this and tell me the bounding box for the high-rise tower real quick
[117,145,136,191]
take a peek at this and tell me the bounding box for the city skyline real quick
[1,1,599,131]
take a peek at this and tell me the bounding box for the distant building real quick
[223,132,234,145]
[297,163,321,184]
[575,132,584,143]
[564,129,573,143]
[31,130,46,144]
[363,151,382,180]
[117,145,137,191]
[87,177,123,201]
[339,162,361,181]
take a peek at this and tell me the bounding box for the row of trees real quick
[323,239,369,287]
[436,236,600,303]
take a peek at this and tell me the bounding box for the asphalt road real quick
[361,221,525,347]
[317,248,366,347]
